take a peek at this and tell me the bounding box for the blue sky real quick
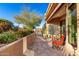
[0,3,48,28]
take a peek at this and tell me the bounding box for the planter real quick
[0,33,36,56]
[0,38,23,56]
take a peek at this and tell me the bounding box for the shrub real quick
[0,28,33,43]
[0,19,14,33]
[0,32,17,43]
[15,29,31,38]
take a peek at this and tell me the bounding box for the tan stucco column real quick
[65,5,69,44]
[77,4,79,49]
[75,3,79,56]
[46,22,49,36]
[23,37,27,54]
[63,4,74,56]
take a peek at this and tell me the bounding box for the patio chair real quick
[51,35,65,48]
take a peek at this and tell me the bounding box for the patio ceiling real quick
[51,4,66,19]
[47,15,66,24]
[46,3,66,24]
[45,3,58,20]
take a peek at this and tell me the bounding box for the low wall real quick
[23,33,36,54]
[0,33,36,56]
[0,39,23,56]
[27,33,36,48]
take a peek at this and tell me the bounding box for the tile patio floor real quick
[25,36,64,56]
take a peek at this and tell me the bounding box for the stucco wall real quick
[0,39,23,56]
[0,33,36,56]
[27,33,36,48]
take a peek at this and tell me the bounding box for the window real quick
[68,4,77,47]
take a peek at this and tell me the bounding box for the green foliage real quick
[70,16,77,44]
[0,9,39,43]
[68,9,77,45]
[15,28,31,38]
[0,19,14,33]
[12,26,19,31]
[14,8,42,31]
[0,32,16,43]
[0,28,32,43]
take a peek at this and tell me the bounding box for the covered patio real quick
[45,3,79,56]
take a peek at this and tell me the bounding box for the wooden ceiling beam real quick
[45,3,58,20]
[47,3,62,22]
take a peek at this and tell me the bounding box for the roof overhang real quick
[45,3,66,23]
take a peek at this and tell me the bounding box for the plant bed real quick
[0,32,36,56]
[0,30,32,48]
[0,32,17,43]
[0,32,17,48]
